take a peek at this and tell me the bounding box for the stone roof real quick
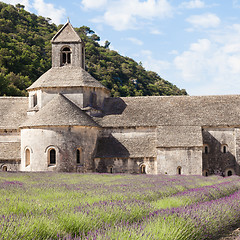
[0,97,28,130]
[27,67,108,91]
[51,21,82,43]
[95,134,156,158]
[21,94,99,128]
[97,95,240,127]
[0,142,21,161]
[157,126,202,147]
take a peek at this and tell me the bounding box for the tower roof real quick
[51,20,82,43]
[21,94,99,128]
[27,67,108,91]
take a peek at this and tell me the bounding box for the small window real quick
[140,165,146,174]
[203,145,209,154]
[33,94,37,107]
[222,145,228,153]
[25,149,30,167]
[2,166,7,172]
[49,149,56,165]
[76,149,81,164]
[177,166,182,175]
[108,166,113,174]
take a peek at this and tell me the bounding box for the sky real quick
[2,0,240,96]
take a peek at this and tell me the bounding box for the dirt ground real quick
[219,228,240,240]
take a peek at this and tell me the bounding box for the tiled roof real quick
[21,94,99,128]
[97,95,240,127]
[51,21,82,43]
[95,134,156,158]
[0,97,28,129]
[157,126,202,147]
[0,142,21,161]
[27,67,108,90]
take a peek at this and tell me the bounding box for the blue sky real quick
[2,0,240,95]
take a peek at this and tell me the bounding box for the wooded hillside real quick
[0,2,187,97]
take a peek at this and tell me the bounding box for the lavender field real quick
[0,173,240,239]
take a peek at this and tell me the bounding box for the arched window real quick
[177,166,182,175]
[2,166,7,172]
[25,149,30,167]
[140,165,146,174]
[203,145,209,154]
[49,149,56,165]
[225,169,234,177]
[61,47,71,66]
[222,144,228,153]
[76,149,81,164]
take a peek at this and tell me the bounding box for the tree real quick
[104,40,111,49]
[15,4,25,11]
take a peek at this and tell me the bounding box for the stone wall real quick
[20,126,99,172]
[28,87,109,113]
[235,128,240,175]
[0,161,19,171]
[0,129,21,171]
[202,127,238,176]
[94,157,156,174]
[157,147,202,175]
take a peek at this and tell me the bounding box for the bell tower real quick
[51,19,85,69]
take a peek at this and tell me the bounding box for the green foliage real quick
[0,2,57,96]
[0,2,187,97]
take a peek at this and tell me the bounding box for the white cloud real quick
[81,0,107,9]
[150,29,163,35]
[126,37,143,46]
[1,0,31,10]
[169,50,179,55]
[32,0,66,24]
[186,13,220,29]
[180,0,205,9]
[141,50,171,73]
[91,0,173,31]
[173,24,240,95]
[189,39,211,52]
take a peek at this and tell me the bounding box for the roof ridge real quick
[0,97,28,99]
[120,94,240,99]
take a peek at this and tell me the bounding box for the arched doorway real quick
[2,166,7,172]
[203,170,209,177]
[140,165,146,174]
[177,166,182,175]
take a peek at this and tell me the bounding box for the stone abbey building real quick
[1,21,240,176]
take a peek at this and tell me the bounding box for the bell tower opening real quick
[61,47,72,66]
